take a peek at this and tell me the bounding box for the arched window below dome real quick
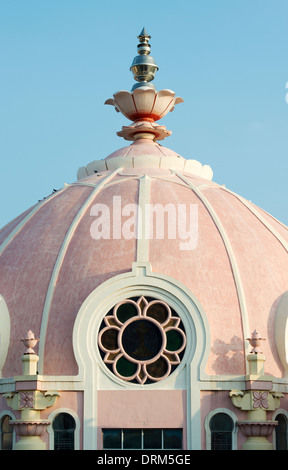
[275,413,288,450]
[209,413,234,450]
[0,415,13,450]
[205,409,237,450]
[52,413,76,450]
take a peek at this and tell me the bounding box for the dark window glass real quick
[144,429,162,449]
[276,414,288,450]
[123,429,142,449]
[101,328,118,350]
[163,429,182,449]
[103,428,182,450]
[146,356,169,378]
[146,303,169,323]
[165,330,183,351]
[103,429,121,449]
[122,319,162,361]
[210,413,233,450]
[116,303,138,323]
[53,413,76,450]
[115,355,138,377]
[1,415,13,450]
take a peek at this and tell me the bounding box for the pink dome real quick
[1,146,288,379]
[3,28,288,453]
[105,138,182,160]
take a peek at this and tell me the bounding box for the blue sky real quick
[0,0,288,228]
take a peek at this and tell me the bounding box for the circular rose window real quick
[98,296,186,384]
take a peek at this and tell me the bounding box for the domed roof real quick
[1,28,288,384]
[1,147,288,379]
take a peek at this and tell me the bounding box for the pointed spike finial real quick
[139,27,149,37]
[138,27,151,47]
[130,28,159,90]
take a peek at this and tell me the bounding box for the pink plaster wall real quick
[203,187,288,376]
[0,206,36,245]
[0,185,93,377]
[97,390,187,449]
[43,179,138,375]
[149,178,245,376]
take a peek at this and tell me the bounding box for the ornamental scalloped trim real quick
[117,120,172,142]
[98,296,186,385]
[105,88,183,123]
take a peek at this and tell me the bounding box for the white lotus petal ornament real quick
[105,88,183,123]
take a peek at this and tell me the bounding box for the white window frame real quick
[0,410,16,450]
[272,408,288,450]
[47,408,80,450]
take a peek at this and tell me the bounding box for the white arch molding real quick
[0,410,16,450]
[275,291,288,375]
[272,408,288,450]
[0,295,10,377]
[73,261,210,450]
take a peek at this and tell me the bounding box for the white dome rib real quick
[173,170,250,373]
[37,168,121,373]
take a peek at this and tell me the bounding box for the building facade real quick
[1,29,288,451]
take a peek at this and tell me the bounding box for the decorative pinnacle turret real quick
[130,28,159,90]
[104,29,183,142]
[21,330,39,354]
[246,330,266,354]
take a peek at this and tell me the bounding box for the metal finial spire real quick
[130,28,159,90]
[137,28,151,55]
[104,29,183,144]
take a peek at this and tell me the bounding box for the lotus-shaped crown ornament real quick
[105,87,183,123]
[105,28,183,142]
[21,330,39,354]
[246,330,265,354]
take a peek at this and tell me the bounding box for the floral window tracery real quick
[98,296,186,385]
